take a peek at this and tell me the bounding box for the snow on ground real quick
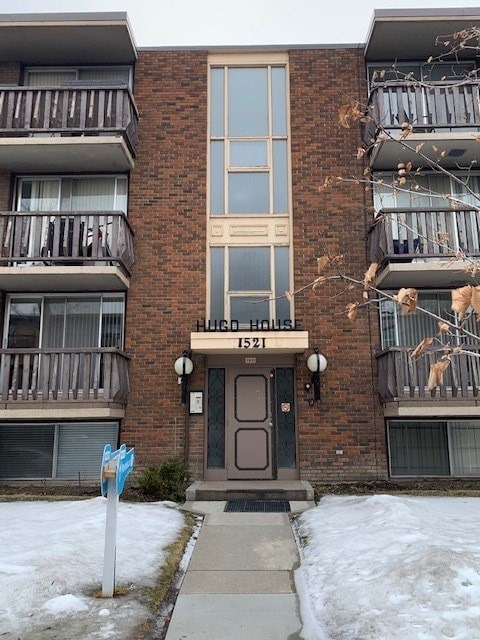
[0,497,184,640]
[295,495,480,640]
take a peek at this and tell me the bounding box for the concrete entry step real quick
[185,480,314,502]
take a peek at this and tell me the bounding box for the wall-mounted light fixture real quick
[306,348,328,404]
[174,351,194,405]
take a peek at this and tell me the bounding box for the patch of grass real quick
[141,515,196,613]
[314,479,480,500]
[91,583,131,598]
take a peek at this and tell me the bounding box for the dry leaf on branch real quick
[338,101,366,128]
[436,231,450,245]
[346,302,359,322]
[318,176,335,192]
[317,256,330,274]
[410,337,434,360]
[393,287,418,315]
[465,262,480,278]
[451,285,472,321]
[438,321,450,334]
[285,291,294,302]
[363,263,378,290]
[400,122,413,139]
[415,143,425,153]
[356,147,366,160]
[471,285,480,321]
[427,358,451,390]
[312,276,326,291]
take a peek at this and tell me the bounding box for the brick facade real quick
[120,46,386,482]
[123,51,209,471]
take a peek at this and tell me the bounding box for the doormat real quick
[224,500,291,513]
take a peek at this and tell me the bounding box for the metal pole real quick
[102,475,118,597]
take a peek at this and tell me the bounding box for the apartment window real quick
[367,61,476,88]
[210,246,290,325]
[0,422,118,479]
[380,292,479,349]
[209,65,289,215]
[374,172,480,210]
[25,66,132,88]
[388,420,480,477]
[5,294,124,351]
[17,176,128,214]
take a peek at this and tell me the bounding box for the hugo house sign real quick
[195,318,302,332]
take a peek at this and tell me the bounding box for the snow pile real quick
[296,495,480,640]
[0,497,184,638]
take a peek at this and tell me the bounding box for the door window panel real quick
[207,368,226,469]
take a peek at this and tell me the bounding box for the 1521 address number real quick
[237,337,266,349]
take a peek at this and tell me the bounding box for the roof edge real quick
[0,12,130,23]
[138,42,363,52]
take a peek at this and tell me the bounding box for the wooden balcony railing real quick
[0,348,129,403]
[0,212,134,276]
[377,346,480,401]
[0,86,138,155]
[370,207,480,264]
[365,81,480,143]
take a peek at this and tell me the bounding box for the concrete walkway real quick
[165,502,305,640]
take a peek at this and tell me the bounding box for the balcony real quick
[0,348,129,405]
[377,347,480,413]
[0,212,134,291]
[0,86,138,171]
[370,207,480,287]
[366,81,480,169]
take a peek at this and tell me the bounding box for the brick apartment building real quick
[0,8,479,485]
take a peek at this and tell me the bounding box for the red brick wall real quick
[0,62,21,84]
[123,51,208,475]
[289,47,386,482]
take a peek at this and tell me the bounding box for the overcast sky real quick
[1,0,480,46]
